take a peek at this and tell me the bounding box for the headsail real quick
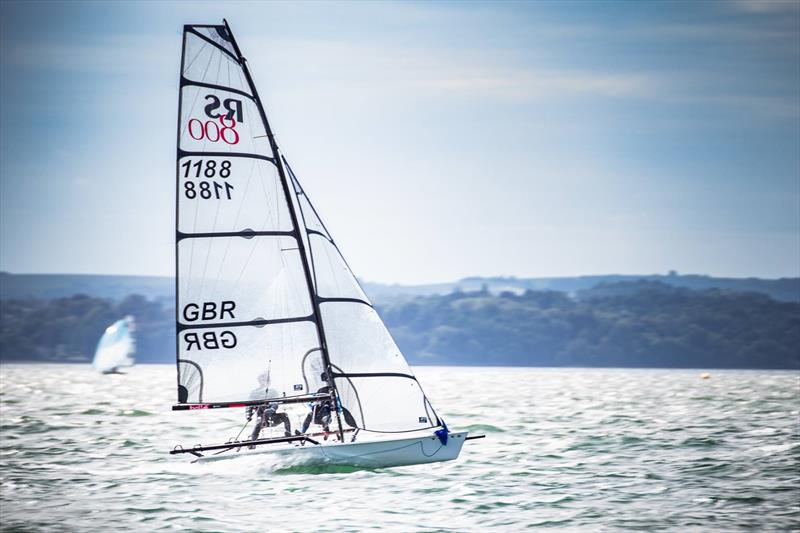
[93,316,135,374]
[285,159,441,433]
[174,21,440,436]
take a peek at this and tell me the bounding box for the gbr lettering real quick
[182,301,236,322]
[184,331,237,351]
[181,300,238,351]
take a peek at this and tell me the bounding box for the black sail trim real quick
[306,228,334,243]
[177,358,204,403]
[331,372,418,381]
[330,363,366,428]
[180,76,254,100]
[178,149,275,164]
[177,230,295,241]
[177,315,314,332]
[174,28,188,409]
[317,297,373,308]
[185,27,239,63]
[185,24,226,29]
[300,348,324,392]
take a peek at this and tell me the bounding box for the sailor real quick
[247,402,292,441]
[300,372,333,435]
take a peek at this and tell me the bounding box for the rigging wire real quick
[210,418,251,456]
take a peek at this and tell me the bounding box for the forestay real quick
[174,22,441,436]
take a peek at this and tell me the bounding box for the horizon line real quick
[1,270,798,284]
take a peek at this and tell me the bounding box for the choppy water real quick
[0,364,798,531]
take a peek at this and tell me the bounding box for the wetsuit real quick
[248,404,291,440]
[301,386,332,433]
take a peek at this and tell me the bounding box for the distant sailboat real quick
[169,20,482,466]
[92,316,135,374]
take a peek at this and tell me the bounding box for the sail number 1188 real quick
[181,159,234,200]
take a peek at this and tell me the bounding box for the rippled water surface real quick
[1,364,798,531]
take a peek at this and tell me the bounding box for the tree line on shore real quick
[1,282,798,368]
[382,282,799,369]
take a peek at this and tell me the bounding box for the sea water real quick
[0,364,798,531]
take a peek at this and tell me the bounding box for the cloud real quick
[257,37,656,102]
[263,37,799,122]
[730,0,800,13]
[418,68,655,100]
[1,34,175,75]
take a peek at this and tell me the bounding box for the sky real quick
[0,0,798,284]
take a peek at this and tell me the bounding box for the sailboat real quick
[170,20,480,467]
[92,316,135,374]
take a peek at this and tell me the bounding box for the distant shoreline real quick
[3,276,797,370]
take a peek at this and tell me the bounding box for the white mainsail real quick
[93,316,135,374]
[174,22,442,440]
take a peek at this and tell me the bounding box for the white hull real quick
[196,431,469,468]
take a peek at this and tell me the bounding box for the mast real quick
[221,19,345,442]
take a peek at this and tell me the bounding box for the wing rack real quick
[172,392,331,411]
[170,428,357,457]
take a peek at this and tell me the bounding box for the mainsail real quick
[93,316,135,374]
[174,22,440,435]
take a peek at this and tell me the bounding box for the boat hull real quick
[196,431,469,468]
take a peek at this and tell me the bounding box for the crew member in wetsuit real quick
[299,372,360,438]
[300,373,333,435]
[247,402,292,442]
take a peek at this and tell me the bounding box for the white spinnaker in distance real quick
[285,160,441,433]
[93,317,136,373]
[176,24,323,404]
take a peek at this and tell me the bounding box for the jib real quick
[184,331,237,350]
[204,95,243,123]
[183,301,235,322]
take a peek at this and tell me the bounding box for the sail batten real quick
[177,150,275,162]
[177,230,296,240]
[180,78,255,101]
[177,315,315,332]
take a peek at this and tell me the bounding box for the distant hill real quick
[0,273,173,302]
[363,273,800,303]
[2,282,798,369]
[2,272,798,370]
[2,272,798,303]
[379,283,800,369]
[0,294,172,364]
